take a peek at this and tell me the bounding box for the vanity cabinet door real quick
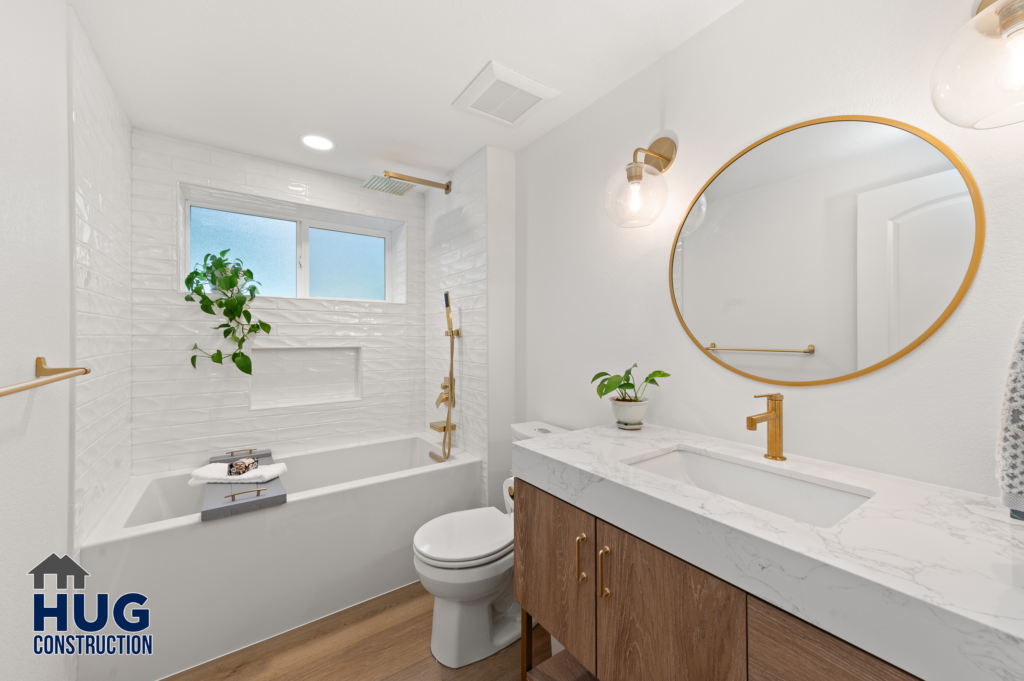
[514,480,597,674]
[595,520,746,681]
[748,597,920,681]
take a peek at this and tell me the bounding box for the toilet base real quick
[429,581,521,668]
[414,552,522,669]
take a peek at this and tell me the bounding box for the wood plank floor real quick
[167,582,551,681]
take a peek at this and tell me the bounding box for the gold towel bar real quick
[707,343,815,354]
[0,358,91,398]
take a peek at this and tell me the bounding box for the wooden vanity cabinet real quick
[596,520,747,681]
[515,480,745,681]
[514,480,598,674]
[515,479,920,681]
[747,597,920,681]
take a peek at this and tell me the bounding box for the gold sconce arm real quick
[633,147,671,165]
[628,138,677,173]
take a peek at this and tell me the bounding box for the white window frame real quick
[300,219,392,301]
[184,200,392,302]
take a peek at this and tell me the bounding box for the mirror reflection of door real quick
[856,170,974,370]
[669,118,982,385]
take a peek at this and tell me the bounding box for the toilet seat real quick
[414,541,513,569]
[413,507,513,568]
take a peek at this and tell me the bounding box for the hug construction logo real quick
[28,554,153,656]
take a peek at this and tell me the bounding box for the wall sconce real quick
[602,137,677,228]
[932,0,1024,128]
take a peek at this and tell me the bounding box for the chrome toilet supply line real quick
[430,291,460,463]
[0,357,92,398]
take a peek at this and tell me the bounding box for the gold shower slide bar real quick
[383,171,452,194]
[706,343,815,354]
[0,357,92,398]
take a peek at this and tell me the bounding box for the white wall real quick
[424,146,517,508]
[425,150,489,501]
[0,1,72,679]
[516,0,1024,497]
[69,9,133,549]
[485,148,517,508]
[130,131,426,474]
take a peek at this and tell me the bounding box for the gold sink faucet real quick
[746,393,785,461]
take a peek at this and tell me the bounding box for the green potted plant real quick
[184,250,272,375]
[591,364,670,429]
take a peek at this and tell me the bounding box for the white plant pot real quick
[610,398,649,429]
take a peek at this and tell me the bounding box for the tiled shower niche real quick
[250,346,361,410]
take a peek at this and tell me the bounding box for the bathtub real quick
[79,434,481,681]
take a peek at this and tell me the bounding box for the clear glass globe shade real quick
[932,2,1024,129]
[603,162,668,228]
[680,194,707,237]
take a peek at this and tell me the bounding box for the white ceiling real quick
[67,0,745,185]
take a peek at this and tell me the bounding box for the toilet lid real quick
[414,507,513,562]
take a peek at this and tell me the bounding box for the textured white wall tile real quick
[424,148,490,504]
[130,132,426,473]
[70,13,133,548]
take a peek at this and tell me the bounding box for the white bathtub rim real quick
[83,432,476,549]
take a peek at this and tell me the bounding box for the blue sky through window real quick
[189,206,297,297]
[309,228,385,300]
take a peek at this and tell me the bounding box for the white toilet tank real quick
[506,421,567,514]
[511,421,567,442]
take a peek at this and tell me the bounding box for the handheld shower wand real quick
[430,291,460,463]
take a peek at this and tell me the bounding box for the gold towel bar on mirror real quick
[706,343,815,354]
[0,357,92,398]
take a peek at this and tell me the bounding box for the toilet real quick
[413,421,566,668]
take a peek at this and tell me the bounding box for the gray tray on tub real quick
[201,448,287,521]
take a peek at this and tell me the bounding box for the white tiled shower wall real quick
[425,149,489,501]
[66,26,502,510]
[69,11,133,547]
[129,131,427,474]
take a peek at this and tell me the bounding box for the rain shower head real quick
[361,175,416,196]
[363,170,452,196]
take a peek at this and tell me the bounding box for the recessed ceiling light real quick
[301,135,333,151]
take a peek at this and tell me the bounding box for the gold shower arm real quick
[384,171,452,194]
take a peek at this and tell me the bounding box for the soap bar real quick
[228,457,259,476]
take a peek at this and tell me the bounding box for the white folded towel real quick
[999,316,1024,512]
[188,461,288,487]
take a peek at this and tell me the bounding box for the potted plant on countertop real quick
[591,364,670,430]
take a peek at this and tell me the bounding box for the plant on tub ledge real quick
[591,364,670,430]
[184,250,272,375]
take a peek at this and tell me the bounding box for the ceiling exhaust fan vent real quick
[453,61,558,127]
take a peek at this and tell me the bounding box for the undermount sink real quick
[627,449,873,528]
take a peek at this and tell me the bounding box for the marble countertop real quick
[512,424,1024,681]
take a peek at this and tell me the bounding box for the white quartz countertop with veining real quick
[512,424,1024,681]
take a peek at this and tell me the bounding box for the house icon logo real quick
[28,553,153,657]
[28,554,89,590]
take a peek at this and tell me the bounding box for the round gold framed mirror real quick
[668,116,984,386]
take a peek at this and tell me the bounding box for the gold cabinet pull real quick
[598,546,611,598]
[225,487,267,502]
[575,534,587,582]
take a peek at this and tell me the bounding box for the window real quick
[186,204,391,301]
